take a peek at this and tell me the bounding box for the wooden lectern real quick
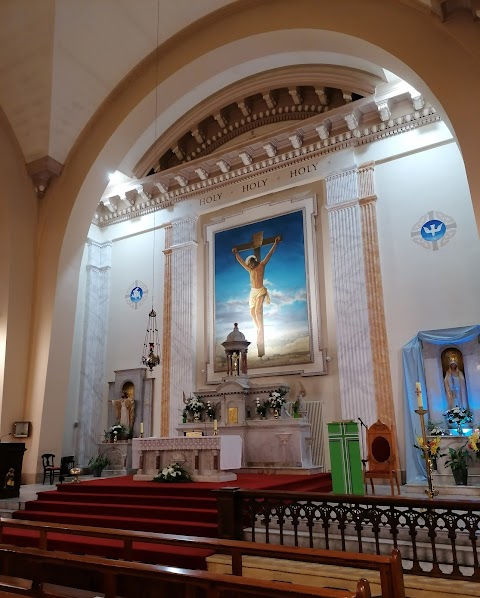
[0,442,26,498]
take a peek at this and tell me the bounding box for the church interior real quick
[1,0,480,595]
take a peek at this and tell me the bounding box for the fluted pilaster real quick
[77,239,112,466]
[161,217,198,436]
[358,164,396,428]
[326,164,395,433]
[326,169,376,425]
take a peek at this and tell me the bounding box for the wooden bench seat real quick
[0,518,404,597]
[0,544,373,598]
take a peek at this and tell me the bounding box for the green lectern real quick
[328,421,364,495]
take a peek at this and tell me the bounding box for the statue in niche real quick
[442,349,468,410]
[112,390,135,431]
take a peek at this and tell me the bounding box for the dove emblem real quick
[420,219,446,242]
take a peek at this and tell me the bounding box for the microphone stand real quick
[357,418,368,488]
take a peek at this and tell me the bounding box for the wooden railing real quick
[0,518,403,597]
[215,487,480,581]
[0,544,373,598]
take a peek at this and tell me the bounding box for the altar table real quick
[132,435,242,482]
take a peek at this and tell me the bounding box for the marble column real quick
[161,217,198,437]
[325,164,394,430]
[76,239,112,466]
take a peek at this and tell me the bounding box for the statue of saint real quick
[112,391,135,430]
[444,358,468,410]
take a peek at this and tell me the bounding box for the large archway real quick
[20,0,480,478]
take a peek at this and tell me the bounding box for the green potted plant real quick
[444,444,472,485]
[88,455,110,477]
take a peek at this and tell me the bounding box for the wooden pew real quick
[0,544,373,598]
[0,518,404,597]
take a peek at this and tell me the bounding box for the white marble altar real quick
[177,418,315,472]
[132,435,242,482]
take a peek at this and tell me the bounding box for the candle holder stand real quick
[415,407,439,499]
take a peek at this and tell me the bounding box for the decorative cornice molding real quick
[95,106,440,227]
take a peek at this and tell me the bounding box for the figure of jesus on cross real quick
[232,232,281,357]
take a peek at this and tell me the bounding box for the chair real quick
[362,420,400,495]
[41,453,61,485]
[59,455,75,483]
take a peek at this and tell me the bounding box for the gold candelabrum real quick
[415,406,439,499]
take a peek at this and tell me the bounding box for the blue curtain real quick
[402,325,480,483]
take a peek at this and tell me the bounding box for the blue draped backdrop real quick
[402,325,480,483]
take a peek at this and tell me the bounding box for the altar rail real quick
[0,544,373,598]
[215,488,480,581]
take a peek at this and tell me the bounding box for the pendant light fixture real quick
[141,0,161,373]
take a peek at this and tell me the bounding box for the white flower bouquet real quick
[153,462,191,483]
[443,406,473,426]
[267,388,287,410]
[184,395,205,414]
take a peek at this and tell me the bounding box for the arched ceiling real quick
[0,0,476,197]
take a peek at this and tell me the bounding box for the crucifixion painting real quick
[232,232,281,356]
[213,209,311,371]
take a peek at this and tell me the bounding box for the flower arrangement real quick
[427,421,449,436]
[443,406,473,426]
[292,398,300,415]
[184,395,205,414]
[205,401,216,420]
[256,398,268,417]
[468,429,480,458]
[266,388,288,410]
[103,423,127,442]
[414,436,443,460]
[153,462,191,483]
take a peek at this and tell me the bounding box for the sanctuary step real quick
[7,473,332,568]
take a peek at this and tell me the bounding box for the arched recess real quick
[20,0,480,478]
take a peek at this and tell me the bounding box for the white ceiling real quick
[0,0,236,165]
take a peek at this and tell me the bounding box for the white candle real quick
[140,422,144,434]
[415,382,423,408]
[213,419,218,431]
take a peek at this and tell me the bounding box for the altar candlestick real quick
[213,419,218,431]
[140,422,144,435]
[416,382,423,408]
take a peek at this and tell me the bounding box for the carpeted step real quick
[21,499,218,524]
[1,528,214,569]
[269,473,332,493]
[55,480,217,497]
[34,490,217,510]
[12,511,218,537]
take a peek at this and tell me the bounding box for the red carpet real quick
[5,472,332,569]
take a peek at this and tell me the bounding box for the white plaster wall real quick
[104,222,165,436]
[376,141,480,457]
